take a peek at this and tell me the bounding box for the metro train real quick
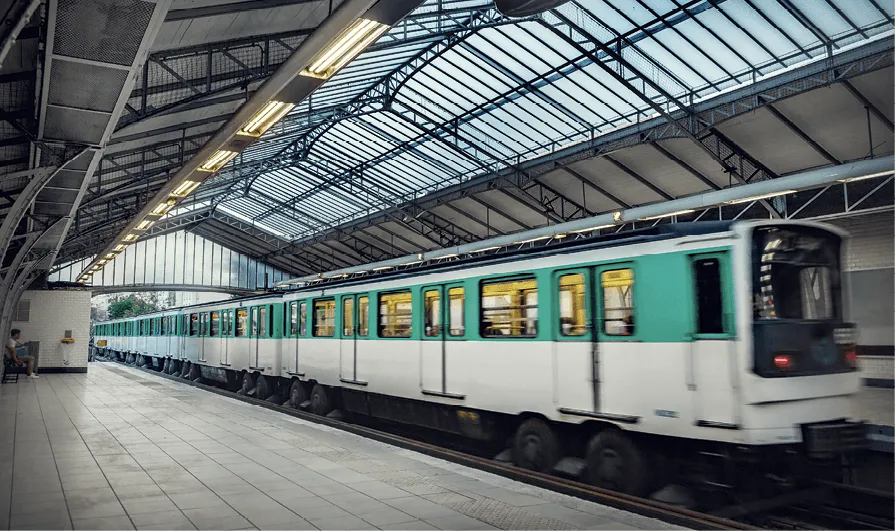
[93,220,867,498]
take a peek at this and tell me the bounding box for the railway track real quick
[98,357,892,530]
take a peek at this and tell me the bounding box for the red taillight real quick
[773,354,792,369]
[845,349,858,366]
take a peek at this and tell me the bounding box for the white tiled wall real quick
[10,290,91,370]
[859,356,894,382]
[829,211,894,271]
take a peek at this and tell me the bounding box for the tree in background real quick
[107,293,164,319]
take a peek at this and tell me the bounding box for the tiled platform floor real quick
[857,386,893,427]
[0,363,680,530]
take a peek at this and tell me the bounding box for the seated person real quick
[6,329,38,379]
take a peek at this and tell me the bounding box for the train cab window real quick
[601,269,635,336]
[481,278,538,337]
[448,287,465,336]
[342,298,354,336]
[357,297,369,337]
[694,259,724,334]
[236,309,247,337]
[424,290,440,337]
[289,302,298,337]
[379,291,412,338]
[299,302,307,336]
[313,299,335,337]
[210,312,220,337]
[190,314,199,337]
[559,274,587,336]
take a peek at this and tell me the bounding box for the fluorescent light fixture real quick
[372,266,393,271]
[151,199,177,216]
[470,246,500,253]
[401,260,422,266]
[98,259,108,265]
[135,219,155,231]
[113,244,129,252]
[237,101,295,137]
[440,253,458,259]
[612,211,622,222]
[123,233,138,242]
[570,224,614,234]
[171,180,201,197]
[514,236,551,245]
[639,209,695,221]
[837,170,894,183]
[301,18,390,79]
[553,233,567,239]
[105,253,118,259]
[725,190,795,204]
[198,150,238,172]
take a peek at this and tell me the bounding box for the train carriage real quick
[93,220,866,497]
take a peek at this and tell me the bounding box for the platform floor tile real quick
[0,363,685,530]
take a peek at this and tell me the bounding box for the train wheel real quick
[513,418,560,473]
[162,358,170,373]
[255,374,273,401]
[189,363,201,381]
[585,429,650,497]
[309,384,332,416]
[289,380,308,408]
[237,371,256,396]
[180,361,191,378]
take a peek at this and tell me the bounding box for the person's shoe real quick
[26,374,38,379]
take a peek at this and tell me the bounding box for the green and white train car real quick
[94,220,866,496]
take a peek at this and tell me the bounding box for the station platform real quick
[0,364,679,531]
[857,386,894,453]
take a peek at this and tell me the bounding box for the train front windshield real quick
[753,227,840,321]
[751,225,856,377]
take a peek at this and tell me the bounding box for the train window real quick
[201,313,210,336]
[694,259,724,334]
[210,312,220,337]
[299,302,307,336]
[342,298,354,336]
[358,297,369,337]
[424,290,440,337]
[448,287,465,336]
[289,302,298,337]
[189,314,199,337]
[601,269,634,336]
[379,291,412,338]
[236,309,247,337]
[481,278,538,337]
[313,299,335,337]
[161,317,167,336]
[559,274,587,336]
[256,307,267,337]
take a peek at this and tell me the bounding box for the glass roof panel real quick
[212,0,892,245]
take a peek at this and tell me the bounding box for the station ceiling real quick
[3,0,891,279]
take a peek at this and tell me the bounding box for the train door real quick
[340,296,357,383]
[179,315,187,361]
[250,306,262,369]
[420,283,465,397]
[219,310,229,366]
[199,312,208,362]
[688,252,739,428]
[552,270,595,413]
[286,301,306,376]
